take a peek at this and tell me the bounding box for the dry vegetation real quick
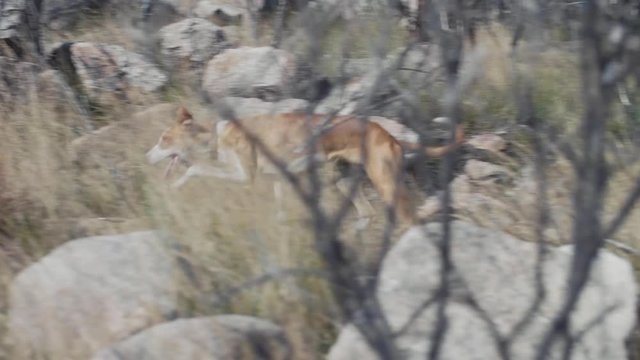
[1,4,640,359]
[0,97,402,357]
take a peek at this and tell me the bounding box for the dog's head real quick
[146,106,210,177]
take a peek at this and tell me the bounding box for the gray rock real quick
[419,174,517,229]
[194,0,245,26]
[328,221,637,360]
[0,56,39,106]
[368,116,419,143]
[221,97,308,118]
[317,45,440,118]
[0,0,40,61]
[0,58,86,129]
[40,0,97,30]
[203,46,298,101]
[134,0,184,31]
[159,18,229,71]
[73,42,167,92]
[48,42,168,107]
[156,0,197,16]
[464,159,511,181]
[8,231,182,360]
[91,315,291,360]
[315,74,374,115]
[0,0,24,40]
[467,133,508,154]
[316,71,402,117]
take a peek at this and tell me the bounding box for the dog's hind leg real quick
[365,145,417,225]
[273,181,287,222]
[336,177,375,230]
[286,153,327,173]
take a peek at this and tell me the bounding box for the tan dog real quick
[147,106,464,225]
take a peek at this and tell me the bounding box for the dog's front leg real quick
[335,177,375,230]
[172,163,248,188]
[172,147,249,188]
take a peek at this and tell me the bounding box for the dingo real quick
[147,106,464,225]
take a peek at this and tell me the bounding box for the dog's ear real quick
[176,106,193,125]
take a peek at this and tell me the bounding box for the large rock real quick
[48,42,168,108]
[203,46,298,101]
[0,0,40,61]
[194,0,245,26]
[221,97,308,118]
[316,45,440,118]
[91,315,291,360]
[328,221,637,360]
[159,18,229,73]
[0,56,39,106]
[466,133,508,155]
[315,73,377,115]
[0,57,86,131]
[368,116,419,143]
[464,159,512,181]
[40,0,102,30]
[8,231,182,360]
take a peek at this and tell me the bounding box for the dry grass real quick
[454,25,582,136]
[0,93,403,358]
[2,12,640,360]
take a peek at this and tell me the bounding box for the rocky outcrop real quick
[8,231,183,360]
[328,221,637,360]
[0,0,41,61]
[194,1,245,26]
[467,133,508,155]
[0,57,85,130]
[417,138,579,244]
[41,0,103,30]
[0,56,39,106]
[91,315,291,360]
[159,18,229,74]
[463,159,512,181]
[220,97,308,118]
[202,46,298,101]
[316,44,440,118]
[48,42,168,108]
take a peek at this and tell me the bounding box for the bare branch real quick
[603,175,640,239]
[535,1,617,358]
[392,295,437,339]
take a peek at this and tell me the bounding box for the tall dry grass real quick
[0,96,384,358]
[2,15,640,360]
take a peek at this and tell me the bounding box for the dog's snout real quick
[146,145,164,164]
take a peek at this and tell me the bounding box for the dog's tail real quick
[398,124,465,158]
